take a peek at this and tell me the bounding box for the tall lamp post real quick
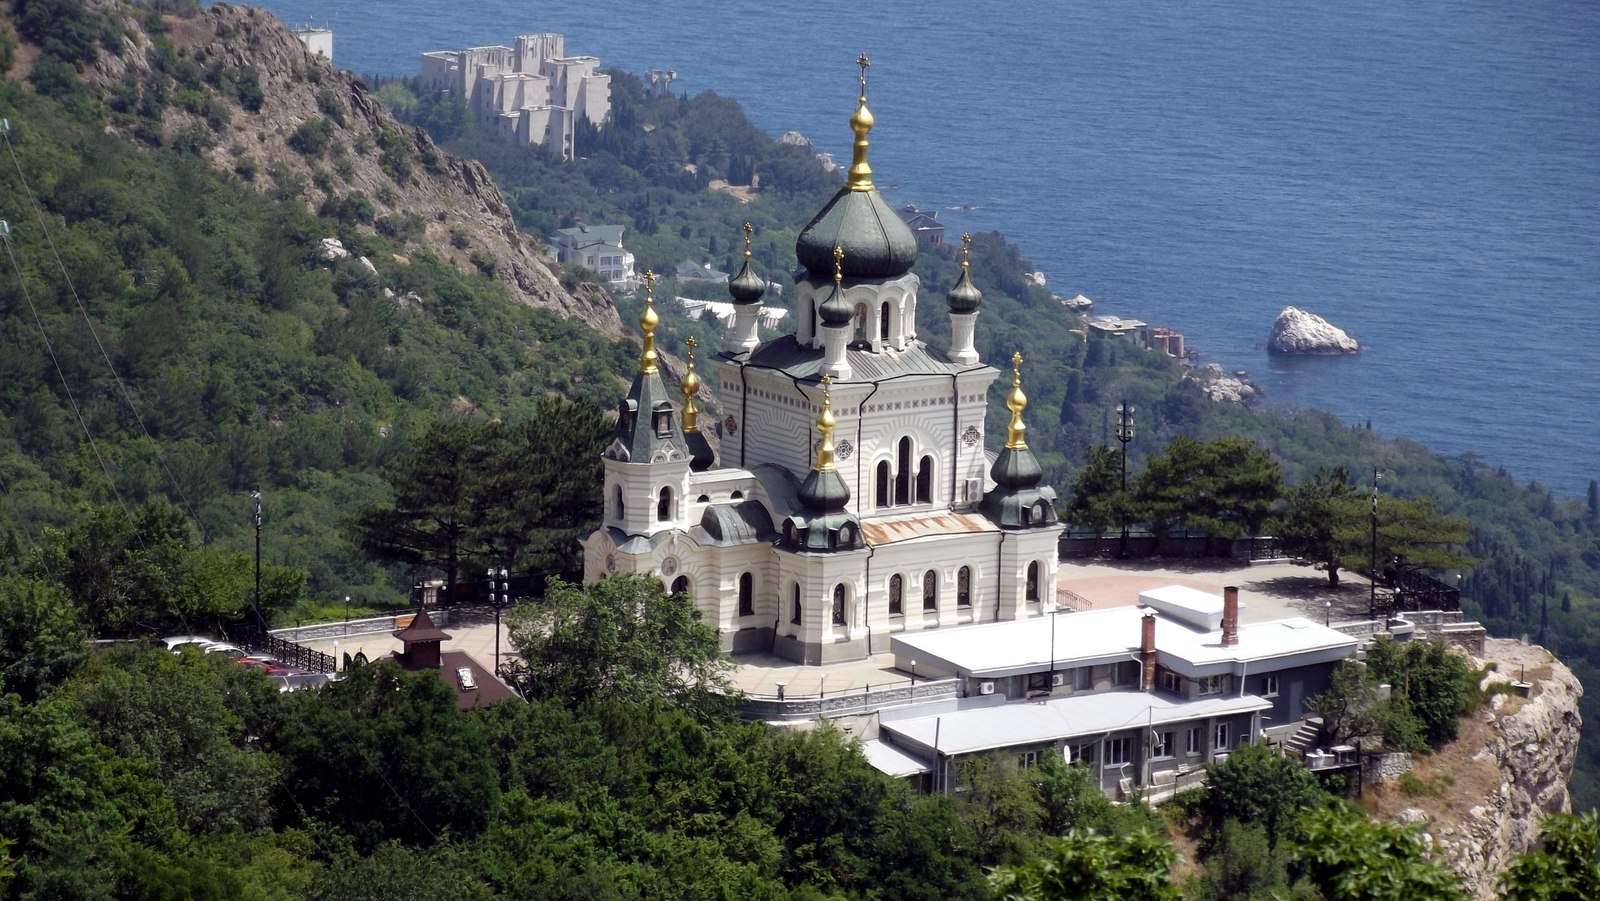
[1115,401,1136,558]
[251,490,262,621]
[1369,467,1380,620]
[490,567,510,678]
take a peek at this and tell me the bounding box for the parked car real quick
[235,656,302,676]
[271,672,341,692]
[162,635,215,652]
[200,642,249,659]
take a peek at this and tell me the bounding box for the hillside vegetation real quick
[0,0,633,601]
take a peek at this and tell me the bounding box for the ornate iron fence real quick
[229,623,338,674]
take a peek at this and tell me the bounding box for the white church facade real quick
[581,61,1063,665]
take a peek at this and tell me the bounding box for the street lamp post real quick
[251,491,262,620]
[490,567,510,678]
[343,595,350,635]
[1369,467,1380,620]
[1325,600,1332,627]
[1115,401,1136,558]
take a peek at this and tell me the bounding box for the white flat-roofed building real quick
[878,689,1272,796]
[876,584,1359,794]
[419,33,609,159]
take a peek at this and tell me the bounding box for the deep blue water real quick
[243,0,1599,497]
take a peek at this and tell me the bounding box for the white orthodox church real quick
[581,62,1063,665]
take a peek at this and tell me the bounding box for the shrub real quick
[288,118,330,157]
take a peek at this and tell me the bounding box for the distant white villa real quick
[549,223,636,287]
[419,33,610,160]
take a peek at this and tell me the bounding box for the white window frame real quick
[1197,674,1226,696]
[1261,674,1280,698]
[1214,722,1232,753]
[1160,670,1183,694]
[1185,726,1203,756]
[1018,750,1039,770]
[1152,730,1174,759]
[1105,736,1132,766]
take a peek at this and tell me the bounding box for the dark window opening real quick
[916,455,933,504]
[657,487,672,522]
[832,584,847,626]
[923,569,938,612]
[876,461,891,508]
[895,437,911,505]
[889,574,904,615]
[1026,561,1041,602]
[791,584,801,625]
[738,572,754,617]
[957,566,972,607]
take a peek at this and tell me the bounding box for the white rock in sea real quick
[1269,306,1359,354]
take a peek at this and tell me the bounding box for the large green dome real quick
[795,186,918,281]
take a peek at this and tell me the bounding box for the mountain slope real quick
[79,0,620,335]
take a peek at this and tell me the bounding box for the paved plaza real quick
[290,559,1374,697]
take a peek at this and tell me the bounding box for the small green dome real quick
[728,257,765,305]
[796,187,918,281]
[946,267,983,314]
[818,284,854,326]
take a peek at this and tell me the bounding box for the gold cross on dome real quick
[1012,350,1024,368]
[961,232,972,268]
[742,221,753,255]
[857,52,870,93]
[833,244,845,283]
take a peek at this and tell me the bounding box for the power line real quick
[1,121,209,541]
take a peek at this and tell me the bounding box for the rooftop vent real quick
[457,666,477,689]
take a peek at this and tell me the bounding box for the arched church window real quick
[613,485,625,520]
[738,572,754,617]
[832,584,847,626]
[1033,500,1049,523]
[876,461,891,508]
[731,490,744,500]
[657,487,673,522]
[791,584,801,625]
[889,574,904,615]
[923,570,938,612]
[696,494,710,504]
[958,566,972,607]
[671,575,689,598]
[895,437,912,505]
[916,455,933,504]
[880,302,891,344]
[1026,561,1041,602]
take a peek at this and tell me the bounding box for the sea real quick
[241,0,1599,498]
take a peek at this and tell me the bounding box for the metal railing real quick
[737,677,959,721]
[229,623,338,674]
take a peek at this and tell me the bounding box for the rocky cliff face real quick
[78,1,622,336]
[1268,306,1359,354]
[1381,639,1583,899]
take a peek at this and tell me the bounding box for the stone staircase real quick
[1284,717,1324,756]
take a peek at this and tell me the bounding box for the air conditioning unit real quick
[965,478,983,504]
[1050,673,1065,687]
[978,681,995,695]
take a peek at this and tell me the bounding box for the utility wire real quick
[1,124,209,541]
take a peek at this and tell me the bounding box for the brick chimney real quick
[1222,586,1240,647]
[1141,612,1158,692]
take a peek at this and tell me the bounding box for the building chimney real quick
[1222,586,1240,647]
[1141,612,1158,692]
